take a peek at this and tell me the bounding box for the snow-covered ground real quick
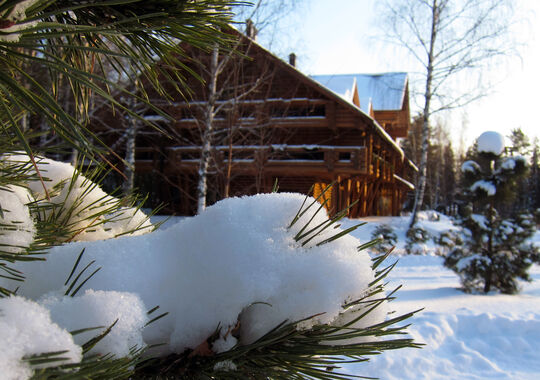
[339,214,540,380]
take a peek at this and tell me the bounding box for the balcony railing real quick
[135,145,373,176]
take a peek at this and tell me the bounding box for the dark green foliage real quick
[445,209,540,294]
[445,133,539,294]
[435,229,463,249]
[406,226,429,243]
[461,132,528,215]
[530,140,540,210]
[1,0,240,161]
[534,208,540,226]
[370,224,397,254]
[405,225,430,255]
[29,344,145,380]
[507,128,531,156]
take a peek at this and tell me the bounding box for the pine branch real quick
[133,193,421,379]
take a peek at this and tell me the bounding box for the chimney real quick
[246,19,257,40]
[289,53,296,67]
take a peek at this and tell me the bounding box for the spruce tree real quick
[508,128,531,212]
[444,131,540,294]
[530,139,540,211]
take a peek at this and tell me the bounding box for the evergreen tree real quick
[441,143,457,214]
[530,139,540,211]
[370,224,398,254]
[444,131,540,294]
[508,128,531,156]
[507,128,530,212]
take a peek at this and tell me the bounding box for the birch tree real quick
[380,0,516,230]
[194,0,304,213]
[189,37,278,213]
[197,45,220,213]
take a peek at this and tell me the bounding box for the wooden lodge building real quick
[104,28,416,217]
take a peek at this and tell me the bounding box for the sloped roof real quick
[224,28,407,159]
[307,75,358,104]
[311,73,408,113]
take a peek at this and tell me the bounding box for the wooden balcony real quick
[134,144,373,177]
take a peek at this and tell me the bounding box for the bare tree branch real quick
[379,0,518,230]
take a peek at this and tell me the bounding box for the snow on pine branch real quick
[0,155,157,378]
[0,185,35,254]
[461,160,481,174]
[0,0,39,43]
[0,157,389,378]
[6,193,386,353]
[470,180,496,196]
[2,154,153,243]
[0,295,82,380]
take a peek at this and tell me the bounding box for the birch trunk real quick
[408,0,438,230]
[122,117,137,196]
[196,45,219,214]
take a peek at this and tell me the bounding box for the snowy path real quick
[346,256,540,380]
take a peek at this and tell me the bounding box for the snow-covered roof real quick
[393,174,415,190]
[307,75,358,104]
[311,73,408,112]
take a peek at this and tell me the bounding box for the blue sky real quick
[257,0,540,152]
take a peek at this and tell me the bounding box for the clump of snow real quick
[3,154,152,242]
[212,334,237,353]
[406,241,429,255]
[501,157,516,170]
[470,180,496,196]
[0,295,82,380]
[461,160,481,173]
[213,360,238,371]
[471,214,488,230]
[0,185,35,253]
[455,254,491,272]
[4,193,385,354]
[500,155,526,171]
[40,290,148,357]
[0,0,39,43]
[477,131,505,155]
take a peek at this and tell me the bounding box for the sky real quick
[257,0,540,153]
